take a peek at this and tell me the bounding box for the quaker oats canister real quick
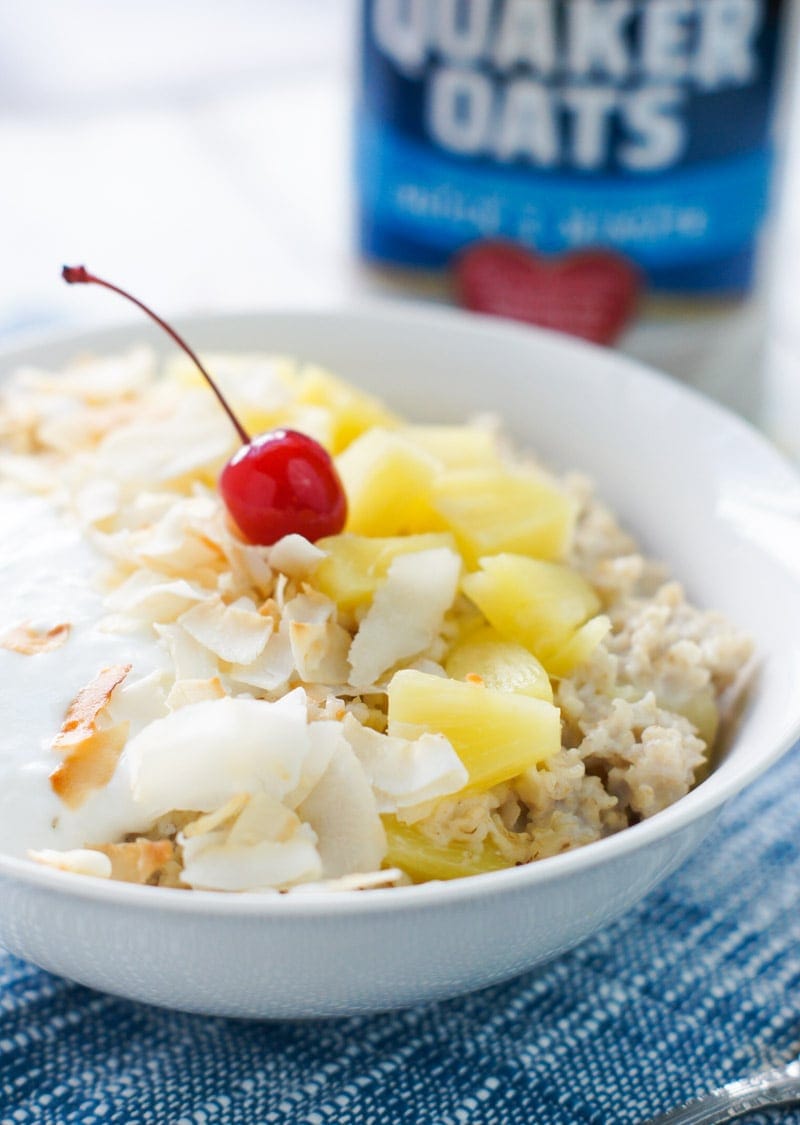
[355,0,797,366]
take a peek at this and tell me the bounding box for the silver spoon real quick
[642,1061,800,1124]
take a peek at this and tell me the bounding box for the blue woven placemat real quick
[2,742,799,1125]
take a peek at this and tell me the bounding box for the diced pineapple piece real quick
[615,683,718,759]
[431,466,576,566]
[387,669,560,792]
[296,365,400,453]
[544,615,611,677]
[446,599,488,646]
[659,686,720,747]
[445,625,553,702]
[255,404,335,450]
[383,816,510,882]
[336,430,444,536]
[314,532,458,611]
[398,425,498,469]
[461,554,604,675]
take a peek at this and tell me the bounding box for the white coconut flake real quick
[136,496,222,575]
[155,623,220,680]
[342,714,468,812]
[107,669,170,734]
[127,694,311,822]
[166,676,227,710]
[178,596,273,665]
[268,534,326,578]
[94,403,234,488]
[179,789,324,891]
[283,720,340,809]
[297,729,386,877]
[29,848,112,879]
[226,792,299,846]
[289,868,408,893]
[18,349,153,407]
[180,828,322,892]
[105,570,212,623]
[228,625,294,693]
[290,620,352,685]
[283,590,335,625]
[348,547,461,687]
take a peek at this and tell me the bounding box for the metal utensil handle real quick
[643,1061,800,1125]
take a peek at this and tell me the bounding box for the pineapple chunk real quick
[387,669,560,792]
[336,430,444,536]
[658,686,720,747]
[445,625,553,702]
[314,532,458,611]
[431,466,576,566]
[461,554,604,675]
[296,365,400,453]
[383,816,510,882]
[255,404,334,449]
[615,683,718,760]
[545,615,611,677]
[398,425,498,469]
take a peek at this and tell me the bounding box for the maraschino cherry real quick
[62,266,347,546]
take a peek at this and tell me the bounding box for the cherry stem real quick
[62,265,250,445]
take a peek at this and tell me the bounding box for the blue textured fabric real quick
[2,744,799,1125]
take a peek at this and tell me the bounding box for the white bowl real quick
[1,305,799,1019]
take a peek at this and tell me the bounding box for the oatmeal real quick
[0,348,753,890]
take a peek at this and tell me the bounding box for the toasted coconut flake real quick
[52,664,132,749]
[179,596,273,664]
[92,839,176,885]
[342,714,468,812]
[228,626,294,693]
[289,868,408,893]
[290,620,352,685]
[182,793,251,839]
[50,723,130,808]
[166,676,226,711]
[137,499,223,576]
[217,536,274,599]
[35,348,155,403]
[155,623,219,680]
[298,731,386,877]
[94,404,234,488]
[106,570,211,623]
[348,547,461,687]
[268,534,326,578]
[283,590,336,625]
[1,621,71,656]
[49,665,133,808]
[29,848,112,879]
[226,792,301,846]
[180,829,322,892]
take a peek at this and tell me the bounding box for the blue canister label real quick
[357,0,787,292]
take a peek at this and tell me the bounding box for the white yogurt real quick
[0,490,164,856]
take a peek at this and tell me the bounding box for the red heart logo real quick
[454,241,641,347]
